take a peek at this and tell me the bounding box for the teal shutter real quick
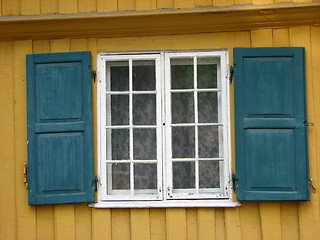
[27,51,94,205]
[234,47,310,201]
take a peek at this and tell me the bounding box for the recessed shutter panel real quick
[234,47,310,201]
[27,51,94,205]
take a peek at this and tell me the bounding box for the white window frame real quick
[92,50,240,208]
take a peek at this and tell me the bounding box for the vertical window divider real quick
[129,59,134,196]
[194,56,199,194]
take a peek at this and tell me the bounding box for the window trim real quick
[93,50,237,208]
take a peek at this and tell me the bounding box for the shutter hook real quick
[309,178,317,193]
[23,163,28,189]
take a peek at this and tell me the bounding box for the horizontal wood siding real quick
[0,0,317,15]
[0,26,320,240]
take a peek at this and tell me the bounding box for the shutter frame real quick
[234,47,310,201]
[27,51,94,205]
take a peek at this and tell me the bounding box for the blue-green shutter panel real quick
[234,47,310,201]
[27,51,94,205]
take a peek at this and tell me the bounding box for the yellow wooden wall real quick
[0,25,320,240]
[0,0,318,15]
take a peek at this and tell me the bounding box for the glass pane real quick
[173,161,195,189]
[107,129,130,160]
[133,60,156,91]
[134,163,157,190]
[198,126,220,158]
[197,58,217,89]
[109,95,129,125]
[198,92,218,123]
[171,93,194,123]
[199,161,220,188]
[172,127,195,158]
[133,129,157,160]
[109,163,130,190]
[133,94,156,125]
[171,58,194,89]
[109,62,129,91]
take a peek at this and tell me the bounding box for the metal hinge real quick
[232,173,238,191]
[304,121,314,127]
[229,66,235,83]
[93,176,101,192]
[23,163,28,189]
[92,70,97,82]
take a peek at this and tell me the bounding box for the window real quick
[96,51,235,207]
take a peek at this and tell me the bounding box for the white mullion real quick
[129,59,134,196]
[156,55,163,199]
[106,90,157,95]
[171,158,223,161]
[171,123,223,127]
[194,56,199,194]
[106,160,159,163]
[106,125,158,129]
[170,88,221,93]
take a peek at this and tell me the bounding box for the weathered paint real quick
[1,1,320,240]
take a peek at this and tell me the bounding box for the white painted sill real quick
[89,200,241,208]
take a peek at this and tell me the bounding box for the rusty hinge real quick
[92,176,101,192]
[229,66,235,83]
[92,70,97,82]
[232,173,238,191]
[23,163,28,189]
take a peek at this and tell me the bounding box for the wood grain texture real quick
[186,208,197,240]
[239,203,262,240]
[20,0,40,15]
[40,0,58,14]
[32,39,55,240]
[58,0,78,13]
[150,209,166,240]
[195,0,212,7]
[198,208,215,240]
[78,0,97,12]
[174,0,195,9]
[0,41,16,240]
[213,0,234,6]
[273,28,290,47]
[225,208,242,240]
[13,40,37,240]
[131,209,151,240]
[92,209,112,240]
[259,203,282,240]
[112,209,131,240]
[166,208,187,240]
[1,0,20,15]
[97,0,118,12]
[157,0,174,8]
[290,26,320,240]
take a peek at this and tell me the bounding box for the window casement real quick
[96,50,235,207]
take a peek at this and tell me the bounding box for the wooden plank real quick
[13,40,37,240]
[78,0,97,12]
[234,0,252,4]
[70,38,93,240]
[224,208,242,240]
[186,208,197,240]
[1,0,20,15]
[112,209,131,240]
[136,0,157,10]
[118,0,136,11]
[166,208,187,240]
[250,29,273,47]
[215,208,226,240]
[50,38,76,240]
[259,203,282,240]
[32,39,55,240]
[197,208,215,240]
[97,0,118,12]
[311,26,320,239]
[157,0,174,8]
[290,25,320,240]
[131,209,151,240]
[252,0,273,4]
[150,209,166,240]
[58,0,78,13]
[0,41,16,240]
[174,0,195,9]
[40,0,58,14]
[92,209,112,240]
[20,0,40,15]
[36,205,55,240]
[75,203,92,240]
[195,0,212,7]
[281,203,300,240]
[55,204,76,240]
[213,0,234,6]
[239,203,262,240]
[272,28,290,47]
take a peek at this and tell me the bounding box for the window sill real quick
[89,200,241,208]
